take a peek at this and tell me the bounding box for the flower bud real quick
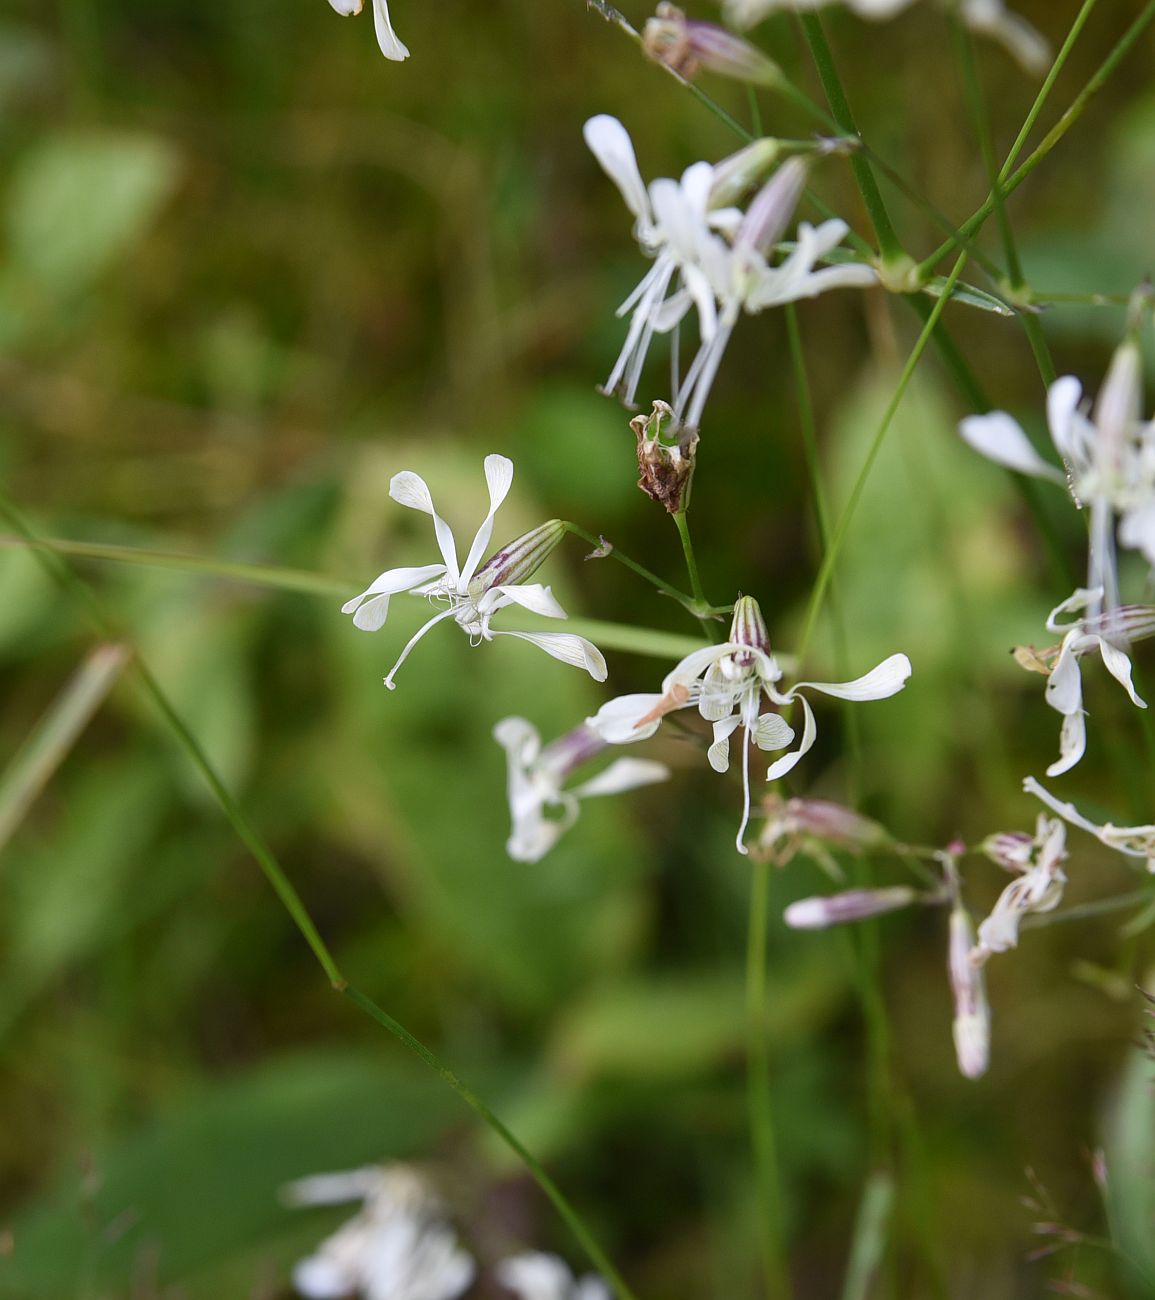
[949,905,990,1079]
[631,400,699,514]
[756,795,889,866]
[784,886,917,930]
[729,595,770,654]
[735,157,808,257]
[980,830,1036,873]
[709,138,781,209]
[643,4,781,86]
[469,519,566,595]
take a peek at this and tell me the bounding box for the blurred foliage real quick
[1,0,1155,1297]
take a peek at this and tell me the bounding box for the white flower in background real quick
[587,595,911,852]
[327,0,410,61]
[959,333,1155,615]
[1026,777,1155,871]
[341,455,606,688]
[969,814,1067,964]
[497,1252,611,1300]
[674,157,875,430]
[720,0,1049,75]
[585,118,872,429]
[584,114,741,411]
[494,717,669,862]
[755,794,888,869]
[285,1165,475,1300]
[948,902,990,1079]
[1015,590,1152,777]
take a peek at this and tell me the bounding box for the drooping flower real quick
[584,117,872,428]
[496,1252,611,1300]
[587,595,912,852]
[284,1165,475,1300]
[494,717,669,862]
[720,0,1049,75]
[959,333,1155,614]
[969,814,1068,965]
[1025,777,1155,871]
[327,0,409,61]
[341,455,606,688]
[1013,590,1153,777]
[754,793,889,870]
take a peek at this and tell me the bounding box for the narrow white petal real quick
[707,714,742,773]
[370,0,409,59]
[1046,709,1086,777]
[1096,637,1147,708]
[789,652,912,702]
[341,563,446,611]
[1043,638,1084,715]
[327,0,362,13]
[962,0,1049,74]
[496,582,568,620]
[958,411,1065,481]
[569,758,670,799]
[1045,587,1099,633]
[351,593,391,632]
[765,695,817,781]
[383,607,458,689]
[460,454,514,584]
[389,471,460,582]
[493,630,608,681]
[583,115,651,226]
[283,1167,382,1206]
[1120,502,1155,566]
[493,715,541,766]
[1046,375,1095,472]
[586,693,667,743]
[508,799,576,864]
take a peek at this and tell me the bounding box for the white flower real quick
[496,1252,611,1300]
[721,0,1049,75]
[1019,590,1151,777]
[584,118,872,429]
[587,595,911,853]
[584,114,740,411]
[494,717,669,862]
[970,814,1068,964]
[341,455,606,688]
[285,1165,475,1300]
[327,0,410,61]
[959,337,1155,613]
[1025,777,1155,871]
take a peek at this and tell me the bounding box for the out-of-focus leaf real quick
[1,1051,465,1299]
[5,131,180,294]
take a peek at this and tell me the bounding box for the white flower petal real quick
[753,712,794,751]
[1043,637,1084,715]
[1097,636,1147,708]
[493,630,608,681]
[341,563,447,614]
[328,0,362,13]
[389,471,461,582]
[958,411,1066,482]
[765,695,817,781]
[708,714,742,773]
[370,0,409,59]
[351,593,392,632]
[569,757,670,800]
[586,693,667,743]
[1046,708,1086,777]
[788,652,912,702]
[1120,501,1155,566]
[284,1167,384,1206]
[1046,375,1096,473]
[496,582,568,620]
[961,0,1049,74]
[460,454,515,585]
[583,115,651,227]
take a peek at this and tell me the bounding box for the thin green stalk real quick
[671,510,715,636]
[747,857,792,1300]
[0,491,638,1300]
[563,520,703,613]
[796,253,970,662]
[797,12,906,270]
[343,988,639,1300]
[918,0,1151,279]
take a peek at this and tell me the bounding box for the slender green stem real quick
[797,13,906,269]
[563,520,703,613]
[672,510,708,601]
[343,988,639,1300]
[796,253,970,662]
[0,491,638,1300]
[917,0,1150,279]
[747,857,792,1300]
[1,534,352,596]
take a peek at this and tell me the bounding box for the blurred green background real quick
[2,0,1155,1295]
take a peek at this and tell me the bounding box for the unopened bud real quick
[736,157,808,256]
[949,906,990,1079]
[981,831,1036,873]
[784,886,917,930]
[756,794,889,866]
[632,400,699,513]
[728,594,770,654]
[469,519,566,595]
[643,4,781,86]
[709,138,781,209]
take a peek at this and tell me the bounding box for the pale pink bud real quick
[643,4,782,87]
[784,886,918,930]
[709,139,781,209]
